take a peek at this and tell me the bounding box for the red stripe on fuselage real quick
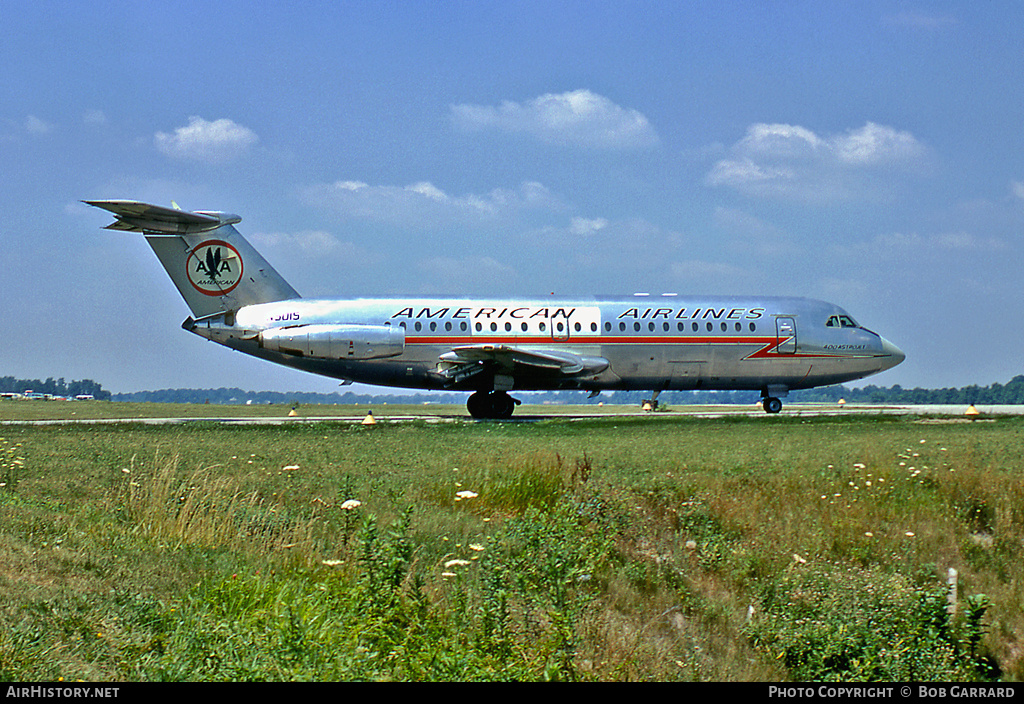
[403,335,877,360]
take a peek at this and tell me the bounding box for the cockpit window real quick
[826,315,859,328]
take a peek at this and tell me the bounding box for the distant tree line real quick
[631,374,1024,406]
[0,376,111,400]
[789,375,1024,405]
[108,375,1024,406]
[110,387,467,406]
[9,374,1024,406]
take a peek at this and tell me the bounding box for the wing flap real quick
[439,344,608,382]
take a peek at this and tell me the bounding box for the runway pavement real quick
[4,404,1023,426]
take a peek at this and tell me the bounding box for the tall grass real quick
[115,453,324,563]
[0,415,1021,680]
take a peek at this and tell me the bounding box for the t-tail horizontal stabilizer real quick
[86,199,300,318]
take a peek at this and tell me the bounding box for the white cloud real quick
[1011,181,1024,201]
[706,158,795,188]
[302,179,563,228]
[870,231,1005,253]
[451,89,659,149]
[707,122,929,200]
[569,217,609,236]
[415,255,519,294]
[25,115,53,134]
[833,123,926,165]
[253,230,343,254]
[736,123,823,158]
[83,109,108,126]
[155,116,258,164]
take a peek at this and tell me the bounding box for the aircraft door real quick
[776,317,796,354]
[549,314,570,341]
[547,307,599,342]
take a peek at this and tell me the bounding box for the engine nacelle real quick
[259,324,405,360]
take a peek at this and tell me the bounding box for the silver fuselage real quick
[189,295,904,395]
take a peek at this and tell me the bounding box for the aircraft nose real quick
[879,337,905,370]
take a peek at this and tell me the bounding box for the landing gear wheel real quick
[467,391,488,419]
[491,391,515,419]
[763,397,783,414]
[467,391,518,419]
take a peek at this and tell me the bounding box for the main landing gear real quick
[762,396,783,414]
[467,390,521,420]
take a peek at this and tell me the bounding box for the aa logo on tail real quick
[186,240,243,295]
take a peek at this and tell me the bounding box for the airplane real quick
[85,200,905,419]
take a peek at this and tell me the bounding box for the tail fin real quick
[86,200,300,318]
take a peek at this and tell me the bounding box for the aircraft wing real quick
[438,344,608,386]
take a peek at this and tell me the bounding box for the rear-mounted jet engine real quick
[259,324,405,360]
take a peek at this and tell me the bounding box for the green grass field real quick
[1,404,1021,681]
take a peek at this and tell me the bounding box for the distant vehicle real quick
[86,200,905,418]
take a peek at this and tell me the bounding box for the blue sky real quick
[3,1,1023,394]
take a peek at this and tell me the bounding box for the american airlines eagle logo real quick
[186,240,243,295]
